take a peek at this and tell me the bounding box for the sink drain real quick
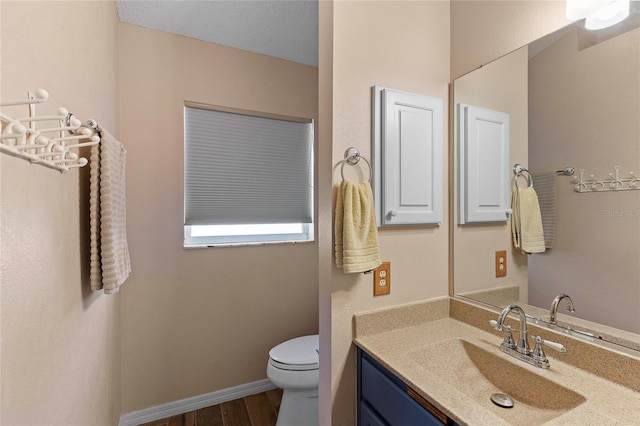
[490,393,514,408]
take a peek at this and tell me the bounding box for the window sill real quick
[183,239,315,249]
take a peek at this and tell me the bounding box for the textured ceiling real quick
[116,0,319,67]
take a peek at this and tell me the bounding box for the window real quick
[184,103,314,247]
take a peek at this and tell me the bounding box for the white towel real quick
[511,186,545,254]
[531,171,556,250]
[90,128,131,293]
[335,180,382,273]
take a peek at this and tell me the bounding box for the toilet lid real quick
[269,335,319,370]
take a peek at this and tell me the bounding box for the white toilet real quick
[267,334,319,426]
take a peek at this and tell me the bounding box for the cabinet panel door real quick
[361,356,443,426]
[383,89,443,225]
[372,86,444,226]
[458,103,510,224]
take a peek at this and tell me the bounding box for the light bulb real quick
[585,0,630,30]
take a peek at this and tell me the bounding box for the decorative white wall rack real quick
[0,89,100,172]
[572,166,640,193]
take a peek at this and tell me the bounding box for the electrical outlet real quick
[495,250,507,277]
[374,262,391,296]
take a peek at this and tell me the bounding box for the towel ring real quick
[341,147,372,182]
[513,163,533,188]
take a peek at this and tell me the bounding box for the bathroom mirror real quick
[452,15,640,351]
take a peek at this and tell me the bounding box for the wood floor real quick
[139,389,283,426]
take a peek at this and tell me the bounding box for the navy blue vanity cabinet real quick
[357,348,458,426]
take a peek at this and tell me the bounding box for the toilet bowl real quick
[267,335,319,426]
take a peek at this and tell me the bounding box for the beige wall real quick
[528,27,640,333]
[326,2,451,424]
[118,23,319,413]
[0,1,121,425]
[451,0,570,79]
[453,46,529,299]
[317,2,334,425]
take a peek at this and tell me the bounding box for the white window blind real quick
[184,104,313,227]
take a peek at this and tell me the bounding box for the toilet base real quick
[276,388,318,426]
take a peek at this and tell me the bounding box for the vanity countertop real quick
[353,299,640,426]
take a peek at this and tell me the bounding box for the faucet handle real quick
[532,335,566,362]
[489,320,515,332]
[503,325,516,349]
[489,320,516,349]
[536,336,567,352]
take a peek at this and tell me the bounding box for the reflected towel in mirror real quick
[531,171,556,250]
[511,186,545,254]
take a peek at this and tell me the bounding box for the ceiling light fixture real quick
[566,0,630,30]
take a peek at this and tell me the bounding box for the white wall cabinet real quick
[372,86,443,226]
[457,103,510,224]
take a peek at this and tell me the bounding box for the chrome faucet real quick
[550,293,575,324]
[495,304,530,355]
[490,304,566,368]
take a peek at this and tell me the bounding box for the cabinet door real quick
[457,103,511,224]
[373,86,444,226]
[359,402,386,426]
[359,352,444,426]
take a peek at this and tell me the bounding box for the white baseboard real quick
[119,379,276,426]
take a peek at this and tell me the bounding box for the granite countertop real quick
[353,299,640,426]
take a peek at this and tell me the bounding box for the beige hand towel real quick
[511,186,545,254]
[531,171,556,250]
[335,180,382,273]
[90,128,131,293]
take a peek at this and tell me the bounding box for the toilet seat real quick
[269,335,319,371]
